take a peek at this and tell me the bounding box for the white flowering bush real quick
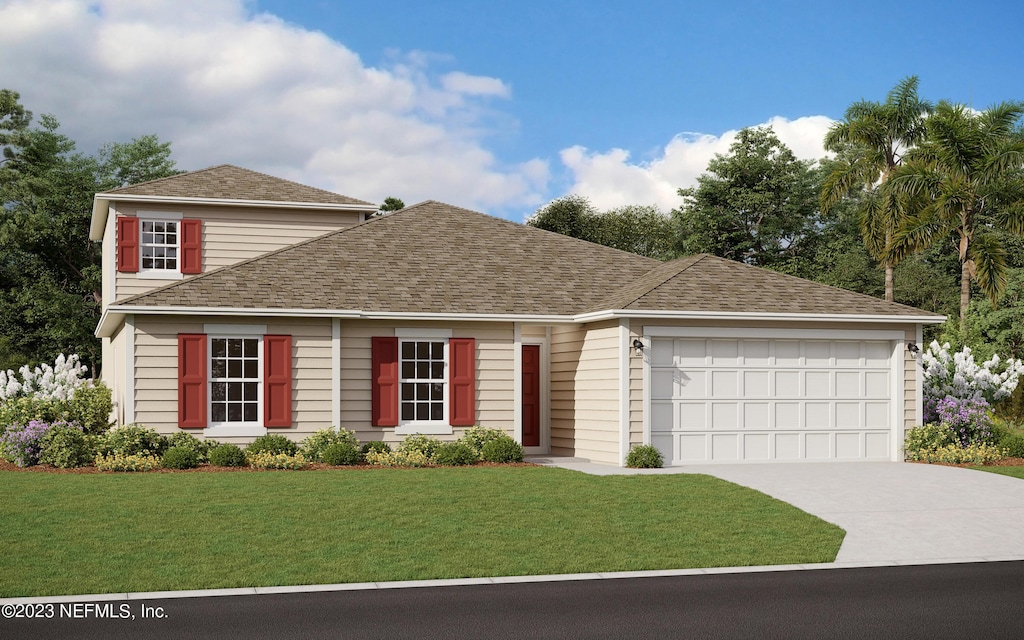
[0,354,91,402]
[921,341,1023,414]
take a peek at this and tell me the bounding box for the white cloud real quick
[0,0,547,211]
[559,115,835,212]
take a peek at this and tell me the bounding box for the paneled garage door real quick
[649,337,895,463]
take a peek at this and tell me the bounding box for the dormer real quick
[90,165,378,307]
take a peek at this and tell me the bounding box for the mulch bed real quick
[0,460,539,474]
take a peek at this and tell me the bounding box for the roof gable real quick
[100,165,374,207]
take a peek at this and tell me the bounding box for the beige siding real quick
[103,323,128,427]
[339,321,515,446]
[112,204,363,301]
[550,324,584,457]
[521,325,548,339]
[629,323,644,446]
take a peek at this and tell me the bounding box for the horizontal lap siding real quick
[574,320,622,465]
[113,205,362,301]
[132,316,332,440]
[550,325,584,456]
[339,321,514,445]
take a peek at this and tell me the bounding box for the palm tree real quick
[820,76,932,301]
[888,101,1024,329]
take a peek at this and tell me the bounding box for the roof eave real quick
[574,309,947,325]
[90,196,110,241]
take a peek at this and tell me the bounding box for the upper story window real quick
[141,220,179,272]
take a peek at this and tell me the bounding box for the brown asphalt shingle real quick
[102,165,374,206]
[119,202,943,319]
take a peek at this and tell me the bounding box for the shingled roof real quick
[116,202,943,320]
[101,164,374,206]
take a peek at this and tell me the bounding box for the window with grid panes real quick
[210,337,260,423]
[399,340,446,422]
[141,220,178,271]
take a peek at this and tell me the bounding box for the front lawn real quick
[969,465,1024,480]
[0,467,844,597]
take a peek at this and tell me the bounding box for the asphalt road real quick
[4,561,1023,640]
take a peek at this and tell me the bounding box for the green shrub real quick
[364,449,430,467]
[999,433,1024,458]
[398,434,443,459]
[360,441,391,459]
[626,444,664,468]
[161,446,200,470]
[66,384,114,435]
[916,443,1006,465]
[246,451,308,470]
[321,442,360,466]
[300,427,358,462]
[38,424,93,468]
[903,423,957,461]
[0,397,61,435]
[98,423,165,457]
[458,426,507,459]
[480,435,524,463]
[433,442,477,466]
[164,432,212,461]
[95,453,160,472]
[208,443,247,467]
[246,434,298,456]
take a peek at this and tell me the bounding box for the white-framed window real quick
[138,212,183,278]
[399,339,448,425]
[209,336,262,426]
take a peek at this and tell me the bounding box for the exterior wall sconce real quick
[907,343,920,355]
[633,338,644,357]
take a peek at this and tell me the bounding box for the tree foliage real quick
[0,89,182,374]
[378,196,405,214]
[527,196,674,260]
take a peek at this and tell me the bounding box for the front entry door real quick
[522,344,540,447]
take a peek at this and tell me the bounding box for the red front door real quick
[522,345,540,447]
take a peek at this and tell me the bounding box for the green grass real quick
[0,467,844,597]
[969,465,1024,480]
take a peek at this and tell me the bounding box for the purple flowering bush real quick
[930,396,994,447]
[1,420,55,467]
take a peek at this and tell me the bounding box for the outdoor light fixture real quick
[907,343,921,355]
[633,338,644,356]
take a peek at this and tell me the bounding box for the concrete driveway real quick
[532,458,1024,564]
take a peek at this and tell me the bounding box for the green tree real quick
[594,205,674,259]
[378,196,405,214]
[527,194,602,243]
[672,126,821,269]
[821,76,932,302]
[888,101,1024,329]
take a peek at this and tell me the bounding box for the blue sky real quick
[0,0,1021,219]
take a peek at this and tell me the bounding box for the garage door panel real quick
[649,337,895,464]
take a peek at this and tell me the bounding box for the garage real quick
[645,328,905,464]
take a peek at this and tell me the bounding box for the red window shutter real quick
[449,338,476,426]
[178,334,207,428]
[264,335,293,428]
[180,219,202,274]
[371,337,399,427]
[117,216,139,273]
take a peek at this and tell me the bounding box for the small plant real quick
[161,446,200,470]
[38,423,92,468]
[208,443,247,467]
[300,427,358,462]
[998,433,1024,458]
[65,383,114,435]
[321,442,360,466]
[95,453,161,472]
[626,444,664,468]
[932,396,994,446]
[433,442,477,466]
[364,449,430,467]
[916,443,1006,465]
[246,434,298,456]
[0,420,58,466]
[904,423,956,461]
[480,435,524,463]
[360,441,392,460]
[458,426,507,459]
[98,423,165,457]
[247,451,308,470]
[398,434,443,459]
[165,432,212,461]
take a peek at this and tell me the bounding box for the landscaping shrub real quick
[38,423,92,468]
[98,424,165,457]
[915,443,1006,465]
[364,449,430,467]
[458,426,506,459]
[480,435,524,463]
[932,396,994,446]
[903,423,956,461]
[0,398,62,436]
[998,433,1024,459]
[65,384,114,435]
[360,441,391,459]
[321,442,360,466]
[300,427,358,462]
[161,446,200,470]
[246,434,297,456]
[0,420,58,466]
[398,434,443,459]
[626,444,664,468]
[94,453,160,472]
[432,442,477,466]
[246,451,308,470]
[165,432,214,462]
[208,443,247,467]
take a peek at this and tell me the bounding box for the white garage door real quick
[649,337,895,463]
